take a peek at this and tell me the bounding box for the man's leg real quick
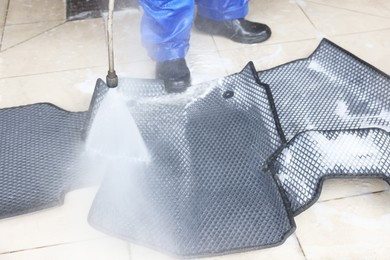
[139,0,193,92]
[195,0,271,44]
[197,0,249,21]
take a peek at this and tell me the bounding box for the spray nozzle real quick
[106,70,118,88]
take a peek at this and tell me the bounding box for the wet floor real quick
[0,0,390,259]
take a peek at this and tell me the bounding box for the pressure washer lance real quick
[106,0,118,88]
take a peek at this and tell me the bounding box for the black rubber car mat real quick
[269,128,390,215]
[0,104,87,218]
[0,38,389,258]
[88,39,390,258]
[258,39,390,214]
[258,39,390,139]
[88,63,294,258]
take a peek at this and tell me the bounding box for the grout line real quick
[1,17,107,53]
[258,37,319,47]
[327,26,390,38]
[0,65,105,80]
[0,237,107,255]
[305,0,390,19]
[5,19,67,27]
[0,57,155,81]
[215,36,319,54]
[295,0,319,32]
[295,235,308,260]
[0,21,66,52]
[319,189,390,203]
[0,0,11,51]
[215,25,390,54]
[213,35,237,75]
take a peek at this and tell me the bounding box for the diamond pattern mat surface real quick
[0,104,87,218]
[270,129,390,214]
[0,39,389,258]
[88,39,390,257]
[258,39,390,139]
[258,39,390,215]
[88,64,293,257]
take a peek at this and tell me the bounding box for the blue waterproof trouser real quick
[139,0,249,61]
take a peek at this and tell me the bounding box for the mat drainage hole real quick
[223,90,234,99]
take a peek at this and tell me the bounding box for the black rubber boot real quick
[156,58,191,93]
[195,16,271,44]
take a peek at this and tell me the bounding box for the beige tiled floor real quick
[0,0,390,259]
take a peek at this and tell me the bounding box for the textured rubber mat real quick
[258,39,390,139]
[258,39,390,214]
[270,129,390,215]
[0,104,87,218]
[88,64,294,257]
[1,38,389,257]
[87,39,390,258]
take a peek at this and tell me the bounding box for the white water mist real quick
[85,88,150,162]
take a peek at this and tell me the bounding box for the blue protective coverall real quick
[139,0,249,61]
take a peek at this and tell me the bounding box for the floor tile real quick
[219,39,319,75]
[0,19,107,78]
[17,66,106,111]
[6,0,65,25]
[298,1,390,37]
[0,0,8,28]
[0,0,9,23]
[198,235,305,260]
[189,29,218,54]
[0,66,106,111]
[131,235,305,260]
[307,0,390,18]
[0,28,4,50]
[295,191,390,259]
[319,179,390,202]
[130,244,176,260]
[329,29,390,75]
[248,0,318,41]
[3,61,155,113]
[1,20,63,51]
[0,238,131,260]
[0,0,9,48]
[187,50,229,85]
[0,187,104,254]
[0,77,29,108]
[211,0,317,52]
